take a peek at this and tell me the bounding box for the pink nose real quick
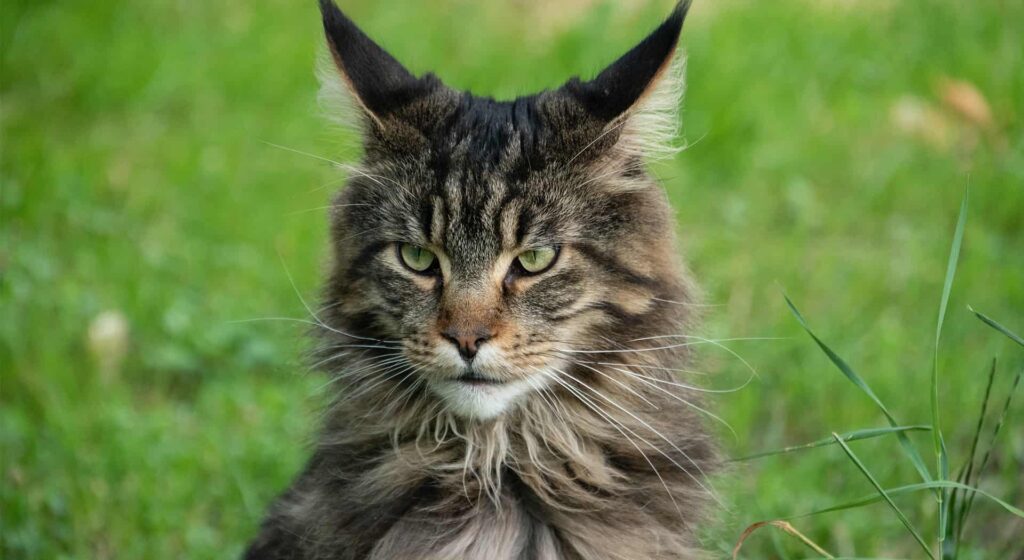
[441,327,493,360]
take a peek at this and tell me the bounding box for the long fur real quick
[246,3,717,559]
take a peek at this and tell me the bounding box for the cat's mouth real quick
[454,371,505,386]
[428,369,534,419]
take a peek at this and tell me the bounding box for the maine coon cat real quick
[246,1,718,558]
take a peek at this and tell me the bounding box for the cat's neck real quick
[319,374,711,514]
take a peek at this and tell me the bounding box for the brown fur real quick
[245,2,718,559]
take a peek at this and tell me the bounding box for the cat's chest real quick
[367,499,562,560]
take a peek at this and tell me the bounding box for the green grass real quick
[2,0,1022,558]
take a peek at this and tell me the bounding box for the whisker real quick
[391,374,426,413]
[551,366,722,504]
[589,359,711,376]
[577,359,753,393]
[650,297,723,308]
[524,373,579,456]
[227,317,401,346]
[315,354,408,393]
[309,347,403,372]
[340,361,416,401]
[274,252,398,344]
[335,225,387,244]
[380,366,422,403]
[626,334,771,378]
[564,118,629,167]
[261,140,346,166]
[311,348,404,373]
[573,362,661,411]
[627,334,782,344]
[562,336,770,353]
[558,335,763,379]
[328,355,410,391]
[593,362,739,440]
[535,367,684,519]
[306,176,347,194]
[286,203,373,216]
[308,349,354,373]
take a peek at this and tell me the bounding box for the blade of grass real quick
[732,520,835,560]
[933,188,967,547]
[788,480,1024,520]
[784,296,932,484]
[831,433,935,559]
[951,358,997,550]
[969,307,1024,348]
[729,426,931,462]
[959,367,1022,536]
[939,437,953,559]
[942,475,959,559]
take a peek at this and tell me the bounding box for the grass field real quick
[2,0,1022,557]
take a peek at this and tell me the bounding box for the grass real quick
[2,0,1022,558]
[730,197,1023,558]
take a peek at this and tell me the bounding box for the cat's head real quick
[317,0,694,420]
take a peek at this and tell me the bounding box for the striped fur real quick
[246,2,717,558]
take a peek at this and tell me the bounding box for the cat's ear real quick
[318,0,443,130]
[558,1,690,160]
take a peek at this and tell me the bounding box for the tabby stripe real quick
[491,190,517,247]
[573,243,662,288]
[548,301,599,323]
[419,198,433,242]
[515,205,533,246]
[344,241,391,281]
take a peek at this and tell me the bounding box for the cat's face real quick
[317,0,691,419]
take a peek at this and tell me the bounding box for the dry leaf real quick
[939,77,993,129]
[890,95,952,150]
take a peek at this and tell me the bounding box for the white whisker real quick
[532,368,684,522]
[286,203,373,216]
[578,359,752,393]
[650,297,723,308]
[551,366,721,505]
[573,361,661,410]
[594,363,738,440]
[261,140,346,166]
[275,252,399,345]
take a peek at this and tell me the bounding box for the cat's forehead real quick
[408,130,572,257]
[350,109,581,274]
[366,95,574,231]
[427,93,556,175]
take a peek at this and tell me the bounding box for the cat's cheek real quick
[401,339,460,381]
[461,346,503,380]
[432,341,466,374]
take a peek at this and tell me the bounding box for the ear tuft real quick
[565,0,690,122]
[316,50,362,134]
[615,52,686,162]
[319,0,438,124]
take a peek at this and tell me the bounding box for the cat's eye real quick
[516,246,558,274]
[399,243,437,273]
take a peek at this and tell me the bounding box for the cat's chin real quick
[427,377,536,420]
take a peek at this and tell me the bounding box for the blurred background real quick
[2,0,1022,557]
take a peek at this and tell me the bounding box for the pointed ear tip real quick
[319,0,347,26]
[651,0,690,53]
[669,0,692,28]
[673,0,693,17]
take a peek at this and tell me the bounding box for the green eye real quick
[399,243,437,273]
[516,246,558,274]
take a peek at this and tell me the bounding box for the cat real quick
[244,1,718,558]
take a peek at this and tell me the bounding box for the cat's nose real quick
[441,327,493,361]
